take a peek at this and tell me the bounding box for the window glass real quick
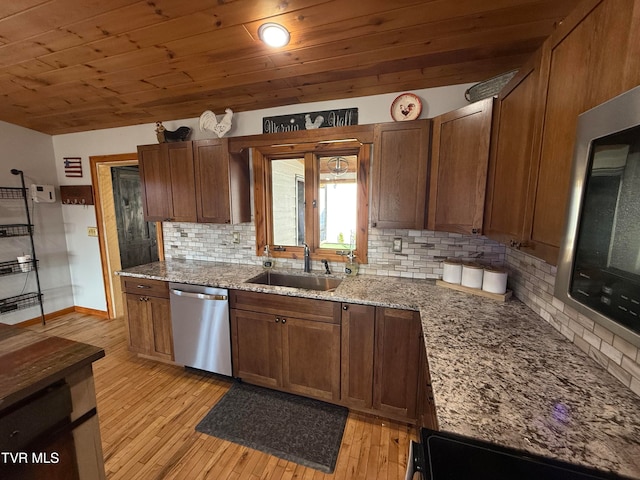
[318,155,357,250]
[271,158,304,246]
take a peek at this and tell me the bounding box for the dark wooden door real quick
[484,54,544,248]
[282,316,341,402]
[137,144,171,221]
[112,166,158,269]
[230,309,283,388]
[340,303,375,409]
[371,120,430,229]
[373,307,422,421]
[428,98,493,234]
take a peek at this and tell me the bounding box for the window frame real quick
[253,140,370,264]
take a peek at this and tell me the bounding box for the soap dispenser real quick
[344,250,359,276]
[262,245,274,269]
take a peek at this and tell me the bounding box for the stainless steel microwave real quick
[556,85,640,348]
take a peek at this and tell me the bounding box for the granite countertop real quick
[0,324,105,410]
[118,259,640,478]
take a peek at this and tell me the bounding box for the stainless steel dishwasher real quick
[169,282,232,376]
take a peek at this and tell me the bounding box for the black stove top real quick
[418,428,632,480]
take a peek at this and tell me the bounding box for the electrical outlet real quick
[392,237,402,253]
[232,232,240,244]
[87,227,98,237]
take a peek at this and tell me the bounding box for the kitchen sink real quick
[245,271,342,291]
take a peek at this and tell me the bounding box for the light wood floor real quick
[28,313,417,479]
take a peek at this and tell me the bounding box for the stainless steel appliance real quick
[556,85,640,348]
[169,282,232,376]
[406,428,629,479]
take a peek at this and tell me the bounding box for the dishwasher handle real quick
[170,289,228,301]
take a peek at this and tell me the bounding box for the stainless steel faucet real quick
[302,243,311,272]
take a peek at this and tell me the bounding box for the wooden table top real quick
[0,324,105,410]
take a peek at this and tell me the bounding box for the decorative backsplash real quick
[505,248,640,397]
[162,222,506,278]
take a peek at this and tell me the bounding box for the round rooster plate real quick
[390,93,422,121]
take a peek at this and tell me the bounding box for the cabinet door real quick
[371,120,430,229]
[194,139,231,223]
[373,307,422,421]
[428,98,493,235]
[166,142,197,222]
[282,316,341,402]
[194,139,251,224]
[125,293,151,354]
[340,303,375,409]
[138,142,196,222]
[147,296,173,360]
[138,144,171,222]
[484,54,545,247]
[231,309,282,388]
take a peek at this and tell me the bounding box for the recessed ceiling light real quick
[258,23,290,48]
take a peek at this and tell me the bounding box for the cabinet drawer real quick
[230,290,340,324]
[0,382,72,451]
[122,277,169,298]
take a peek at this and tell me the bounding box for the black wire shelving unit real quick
[0,172,45,324]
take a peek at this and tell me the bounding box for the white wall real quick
[0,121,74,324]
[52,84,474,311]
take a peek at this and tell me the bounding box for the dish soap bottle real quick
[262,245,274,269]
[344,250,359,276]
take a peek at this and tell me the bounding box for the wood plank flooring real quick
[28,313,416,479]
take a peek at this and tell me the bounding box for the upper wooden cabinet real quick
[138,141,197,222]
[138,139,250,224]
[485,0,640,265]
[427,98,493,235]
[193,139,251,224]
[371,120,431,230]
[484,53,546,247]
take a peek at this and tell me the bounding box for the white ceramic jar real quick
[482,267,508,294]
[442,258,463,284]
[461,262,484,289]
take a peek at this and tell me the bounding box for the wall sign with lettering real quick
[263,108,358,134]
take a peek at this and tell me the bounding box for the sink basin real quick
[245,271,342,291]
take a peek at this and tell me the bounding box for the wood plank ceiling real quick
[0,0,581,135]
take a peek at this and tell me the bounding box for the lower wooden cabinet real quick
[230,291,341,402]
[340,303,424,423]
[373,307,422,420]
[121,277,174,361]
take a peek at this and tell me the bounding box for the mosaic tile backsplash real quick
[162,222,506,278]
[163,221,639,396]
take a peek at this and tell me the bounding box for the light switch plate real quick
[232,232,240,244]
[87,227,98,237]
[392,237,402,253]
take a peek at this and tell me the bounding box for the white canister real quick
[17,254,32,272]
[442,258,463,284]
[461,262,484,289]
[482,267,508,294]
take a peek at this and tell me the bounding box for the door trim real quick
[90,153,164,319]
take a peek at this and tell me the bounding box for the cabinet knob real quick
[139,297,144,301]
[372,222,377,228]
[281,318,286,324]
[343,305,348,311]
[275,317,280,323]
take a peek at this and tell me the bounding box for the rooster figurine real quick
[199,108,233,138]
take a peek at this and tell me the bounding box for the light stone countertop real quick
[118,259,640,478]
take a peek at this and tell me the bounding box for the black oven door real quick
[407,428,632,480]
